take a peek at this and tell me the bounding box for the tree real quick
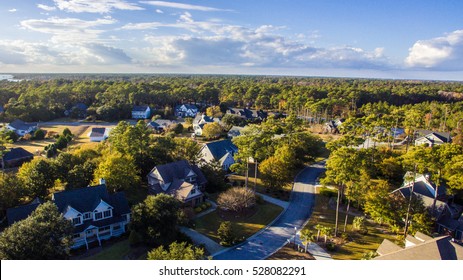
[217,221,235,246]
[0,174,25,218]
[17,158,56,198]
[363,180,396,226]
[171,138,201,164]
[93,152,140,192]
[0,202,73,259]
[200,160,227,193]
[130,194,181,246]
[217,187,256,212]
[299,229,316,253]
[33,129,45,140]
[202,122,223,139]
[206,105,223,118]
[352,216,367,234]
[147,241,205,260]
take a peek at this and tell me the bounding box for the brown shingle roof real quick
[376,239,402,256]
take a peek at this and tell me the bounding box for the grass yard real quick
[194,202,283,243]
[87,239,132,260]
[228,172,292,201]
[304,191,400,260]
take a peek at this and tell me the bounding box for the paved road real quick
[213,162,326,260]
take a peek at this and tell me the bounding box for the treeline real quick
[1,76,462,123]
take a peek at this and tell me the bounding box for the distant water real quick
[0,74,21,82]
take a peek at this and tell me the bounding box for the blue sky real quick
[1,0,463,80]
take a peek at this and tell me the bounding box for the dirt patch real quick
[267,243,315,260]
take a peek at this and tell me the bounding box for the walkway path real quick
[256,192,290,209]
[179,226,224,255]
[213,161,330,260]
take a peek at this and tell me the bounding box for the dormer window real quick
[103,209,112,218]
[191,187,196,195]
[94,212,103,220]
[83,212,92,220]
[72,217,82,225]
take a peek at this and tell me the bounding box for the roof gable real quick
[202,139,238,161]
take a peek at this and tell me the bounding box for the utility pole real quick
[404,164,417,237]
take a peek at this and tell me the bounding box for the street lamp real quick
[293,226,297,248]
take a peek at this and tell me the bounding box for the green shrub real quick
[62,127,73,137]
[205,202,212,208]
[319,186,337,197]
[201,203,208,210]
[194,207,202,213]
[326,242,336,251]
[128,230,142,246]
[33,129,46,140]
[255,195,265,204]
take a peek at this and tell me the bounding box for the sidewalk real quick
[256,192,290,209]
[194,199,217,219]
[179,226,224,255]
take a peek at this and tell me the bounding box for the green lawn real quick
[194,202,283,243]
[304,192,400,260]
[88,239,131,260]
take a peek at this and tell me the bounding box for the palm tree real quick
[300,229,316,253]
[315,224,323,241]
[321,226,332,243]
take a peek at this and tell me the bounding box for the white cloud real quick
[155,9,163,13]
[8,8,17,13]
[129,13,389,70]
[37,4,57,11]
[140,1,231,12]
[20,16,117,44]
[405,30,463,70]
[53,0,143,13]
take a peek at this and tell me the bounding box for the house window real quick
[103,210,112,218]
[73,233,80,239]
[83,213,92,220]
[95,212,103,220]
[72,217,81,225]
[113,225,121,231]
[191,188,196,195]
[86,230,93,235]
[99,226,110,232]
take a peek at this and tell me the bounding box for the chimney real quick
[99,178,106,185]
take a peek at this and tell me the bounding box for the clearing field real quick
[10,124,112,154]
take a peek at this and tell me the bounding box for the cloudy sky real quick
[1,0,463,80]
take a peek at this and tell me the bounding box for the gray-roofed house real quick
[175,104,198,118]
[375,232,463,260]
[147,119,178,133]
[393,172,447,213]
[193,114,221,136]
[147,160,207,207]
[7,119,38,136]
[226,107,268,121]
[6,182,131,250]
[227,126,244,138]
[1,147,34,169]
[88,127,110,142]
[132,105,151,119]
[199,139,238,170]
[436,203,463,242]
[415,132,451,147]
[6,198,42,226]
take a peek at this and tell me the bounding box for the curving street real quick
[213,161,326,260]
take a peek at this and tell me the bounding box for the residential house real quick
[88,127,110,142]
[132,105,151,119]
[436,202,463,242]
[175,104,198,118]
[199,139,238,170]
[415,130,452,147]
[147,160,207,207]
[7,119,38,136]
[1,147,34,169]
[6,198,42,226]
[375,232,463,260]
[393,172,447,212]
[6,182,131,250]
[147,119,178,133]
[193,114,221,136]
[65,103,88,118]
[323,118,344,134]
[226,107,268,121]
[227,126,244,138]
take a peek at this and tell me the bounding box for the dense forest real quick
[1,75,463,135]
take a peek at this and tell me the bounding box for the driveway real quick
[213,162,327,260]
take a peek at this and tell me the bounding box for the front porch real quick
[71,223,127,250]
